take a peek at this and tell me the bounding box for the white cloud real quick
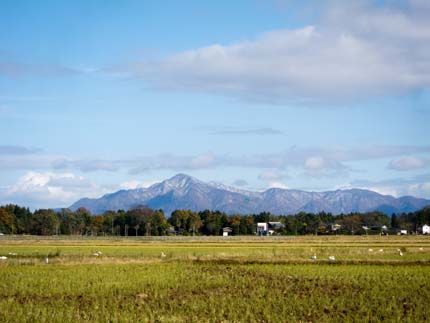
[352,174,430,198]
[125,145,430,177]
[304,156,325,170]
[303,155,348,177]
[118,1,430,103]
[190,153,218,169]
[388,156,428,171]
[267,182,289,190]
[1,145,429,181]
[364,186,401,197]
[0,172,109,208]
[407,182,430,197]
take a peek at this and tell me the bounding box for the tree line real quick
[0,204,429,236]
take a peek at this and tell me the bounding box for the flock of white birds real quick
[308,247,427,261]
[0,247,426,262]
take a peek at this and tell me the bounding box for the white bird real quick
[310,255,317,260]
[161,252,166,258]
[328,256,336,261]
[419,247,424,251]
[93,253,100,256]
[399,251,404,256]
[379,249,384,252]
[368,248,373,252]
[96,251,102,255]
[0,256,7,260]
[45,256,49,264]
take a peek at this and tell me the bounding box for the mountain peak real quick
[155,173,201,193]
[166,173,198,185]
[69,174,430,215]
[169,173,195,181]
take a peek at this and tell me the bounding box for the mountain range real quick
[70,173,430,215]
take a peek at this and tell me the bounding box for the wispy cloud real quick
[0,62,80,78]
[128,152,220,175]
[52,159,120,172]
[126,145,430,178]
[388,156,429,171]
[1,145,429,179]
[209,127,283,135]
[0,145,42,155]
[351,174,430,199]
[258,169,289,181]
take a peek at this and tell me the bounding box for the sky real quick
[0,0,429,209]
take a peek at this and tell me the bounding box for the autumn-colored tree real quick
[228,214,241,235]
[0,208,14,234]
[91,215,105,235]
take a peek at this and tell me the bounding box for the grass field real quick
[1,235,430,322]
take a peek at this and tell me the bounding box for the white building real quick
[257,223,268,235]
[257,222,284,235]
[222,227,233,236]
[268,222,284,235]
[423,224,430,235]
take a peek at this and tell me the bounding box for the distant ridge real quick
[70,173,430,215]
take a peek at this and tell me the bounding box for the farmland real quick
[1,235,430,322]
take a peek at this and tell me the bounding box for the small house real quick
[257,222,284,235]
[268,222,284,235]
[422,224,430,235]
[330,223,342,232]
[257,222,268,235]
[399,229,408,235]
[222,227,233,236]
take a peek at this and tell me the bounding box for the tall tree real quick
[391,213,399,229]
[31,209,60,235]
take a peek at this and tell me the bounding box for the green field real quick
[1,236,430,322]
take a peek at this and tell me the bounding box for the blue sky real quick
[0,0,429,209]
